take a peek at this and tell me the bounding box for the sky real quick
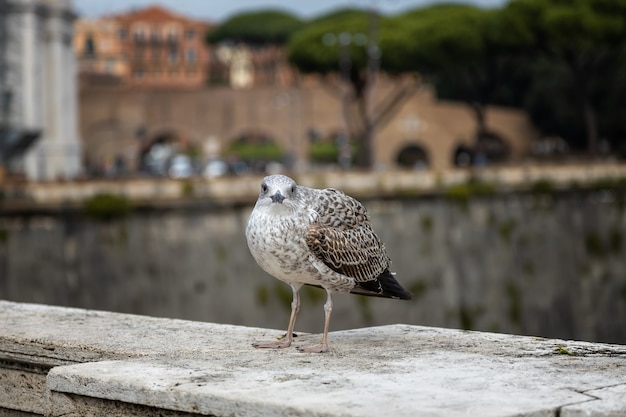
[72,0,509,22]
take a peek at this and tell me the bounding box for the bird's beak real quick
[270,190,285,203]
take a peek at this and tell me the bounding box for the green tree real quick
[288,9,422,168]
[391,4,532,145]
[505,0,626,155]
[207,9,303,45]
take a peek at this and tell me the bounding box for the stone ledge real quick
[2,162,626,208]
[1,301,626,416]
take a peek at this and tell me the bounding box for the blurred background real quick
[0,0,625,344]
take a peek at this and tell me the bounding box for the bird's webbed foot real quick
[252,339,292,349]
[296,342,329,353]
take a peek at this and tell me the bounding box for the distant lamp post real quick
[322,32,367,83]
[0,89,13,164]
[322,5,381,169]
[1,90,12,125]
[322,32,368,170]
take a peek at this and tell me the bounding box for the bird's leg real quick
[298,289,332,353]
[253,284,301,349]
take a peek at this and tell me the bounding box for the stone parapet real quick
[0,300,625,416]
[2,163,626,208]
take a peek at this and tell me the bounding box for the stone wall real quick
[1,184,625,344]
[79,83,537,172]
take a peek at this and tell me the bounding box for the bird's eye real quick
[261,183,268,194]
[291,185,296,194]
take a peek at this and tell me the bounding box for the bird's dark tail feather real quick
[350,269,412,300]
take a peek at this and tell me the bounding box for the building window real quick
[165,24,180,42]
[133,23,148,42]
[168,45,179,63]
[118,28,128,40]
[85,35,96,57]
[150,27,160,42]
[185,48,196,63]
[185,29,196,39]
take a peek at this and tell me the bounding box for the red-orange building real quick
[115,6,213,87]
[75,5,214,88]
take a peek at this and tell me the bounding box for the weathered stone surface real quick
[561,384,626,417]
[0,301,261,416]
[45,325,626,417]
[0,410,39,417]
[2,301,626,417]
[48,393,204,417]
[0,368,47,415]
[0,301,261,365]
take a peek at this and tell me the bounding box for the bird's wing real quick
[306,188,390,282]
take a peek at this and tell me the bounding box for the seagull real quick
[246,174,412,353]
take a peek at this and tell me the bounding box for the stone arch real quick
[452,142,474,167]
[396,142,430,169]
[139,128,197,175]
[306,127,353,167]
[451,131,511,167]
[475,131,511,164]
[224,129,286,174]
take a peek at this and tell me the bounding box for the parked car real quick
[203,159,229,178]
[168,155,193,179]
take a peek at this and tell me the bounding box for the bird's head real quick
[255,174,299,212]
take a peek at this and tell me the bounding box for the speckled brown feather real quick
[306,188,390,284]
